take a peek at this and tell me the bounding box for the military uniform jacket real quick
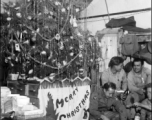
[89,87,128,120]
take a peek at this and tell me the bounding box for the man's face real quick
[133,61,142,73]
[147,87,151,100]
[114,63,123,72]
[104,88,115,98]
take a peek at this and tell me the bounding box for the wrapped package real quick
[1,87,11,113]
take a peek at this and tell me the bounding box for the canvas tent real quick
[79,0,151,35]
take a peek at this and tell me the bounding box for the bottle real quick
[83,108,88,119]
[134,109,141,120]
[122,87,129,101]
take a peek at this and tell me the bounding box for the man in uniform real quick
[89,82,128,120]
[127,58,151,100]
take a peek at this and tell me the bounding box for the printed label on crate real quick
[38,77,91,120]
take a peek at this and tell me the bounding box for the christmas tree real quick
[1,0,99,81]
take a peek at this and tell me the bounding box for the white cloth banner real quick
[38,78,91,120]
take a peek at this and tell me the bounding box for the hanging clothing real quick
[120,34,140,56]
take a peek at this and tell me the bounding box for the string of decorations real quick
[1,0,99,81]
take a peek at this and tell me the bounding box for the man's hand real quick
[100,115,110,120]
[120,93,128,101]
[133,102,141,107]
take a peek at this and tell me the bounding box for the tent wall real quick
[79,0,151,35]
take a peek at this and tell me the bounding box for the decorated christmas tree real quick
[1,0,99,81]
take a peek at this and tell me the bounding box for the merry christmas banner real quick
[38,77,91,120]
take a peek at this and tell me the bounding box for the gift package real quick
[1,86,44,119]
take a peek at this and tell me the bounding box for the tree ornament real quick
[15,43,21,52]
[23,40,30,45]
[40,51,47,55]
[59,42,64,50]
[27,16,32,20]
[55,34,60,40]
[23,30,27,33]
[79,53,83,58]
[57,62,62,68]
[73,17,78,27]
[36,28,40,33]
[76,8,80,12]
[70,46,73,50]
[7,17,11,21]
[61,8,66,12]
[16,13,22,18]
[55,1,60,6]
[32,36,36,42]
[63,61,67,66]
[28,69,33,74]
[49,73,55,80]
[15,7,20,10]
[50,11,53,15]
[7,11,10,15]
[70,15,73,25]
[70,52,74,56]
[70,36,74,39]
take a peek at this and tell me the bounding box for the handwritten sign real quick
[38,77,91,120]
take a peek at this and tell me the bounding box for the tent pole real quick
[78,8,151,20]
[105,0,110,21]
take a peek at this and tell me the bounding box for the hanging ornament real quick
[77,32,83,37]
[75,8,80,12]
[67,6,70,10]
[70,46,73,50]
[7,17,11,21]
[28,69,33,74]
[73,17,78,27]
[15,7,20,10]
[79,68,84,75]
[32,36,36,42]
[79,53,83,58]
[59,42,64,50]
[16,13,22,18]
[43,62,46,65]
[40,51,47,55]
[23,40,29,44]
[27,16,32,20]
[63,61,67,66]
[15,43,20,52]
[55,1,60,6]
[70,36,74,39]
[61,8,66,12]
[52,59,56,63]
[88,37,92,42]
[49,73,55,80]
[44,6,49,14]
[70,52,74,56]
[55,34,60,40]
[15,57,18,62]
[23,30,27,34]
[79,45,84,50]
[90,59,93,62]
[70,15,73,25]
[36,28,40,33]
[57,62,62,68]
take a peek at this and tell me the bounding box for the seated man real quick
[90,82,128,120]
[127,58,151,101]
[101,56,127,91]
[133,83,152,120]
